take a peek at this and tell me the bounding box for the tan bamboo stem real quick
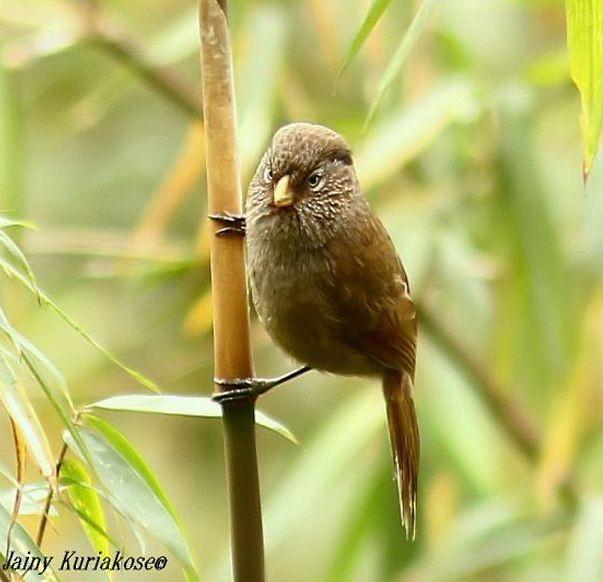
[198,0,265,580]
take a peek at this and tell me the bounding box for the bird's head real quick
[247,123,359,222]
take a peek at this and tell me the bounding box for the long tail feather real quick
[382,369,420,539]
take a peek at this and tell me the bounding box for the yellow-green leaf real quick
[61,458,110,557]
[338,0,393,78]
[566,0,603,178]
[366,0,438,126]
[0,355,55,481]
[64,416,199,580]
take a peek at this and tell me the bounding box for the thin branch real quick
[72,1,201,119]
[417,301,541,460]
[89,23,202,119]
[36,438,69,547]
[418,301,580,506]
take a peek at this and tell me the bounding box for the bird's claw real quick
[212,367,312,403]
[208,212,246,237]
[212,377,274,403]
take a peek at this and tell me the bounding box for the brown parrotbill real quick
[246,122,419,538]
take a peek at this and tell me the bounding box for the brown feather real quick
[382,369,419,539]
[246,122,421,538]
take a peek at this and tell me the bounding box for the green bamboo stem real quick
[198,0,265,580]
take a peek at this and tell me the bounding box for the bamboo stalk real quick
[198,1,265,580]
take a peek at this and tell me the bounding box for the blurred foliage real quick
[0,0,603,580]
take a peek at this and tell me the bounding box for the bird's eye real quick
[263,167,273,183]
[307,172,324,191]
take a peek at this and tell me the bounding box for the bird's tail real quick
[382,369,420,540]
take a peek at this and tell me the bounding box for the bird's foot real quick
[212,366,311,403]
[208,212,246,237]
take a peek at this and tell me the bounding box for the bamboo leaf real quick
[89,394,297,443]
[366,0,438,126]
[0,315,72,411]
[0,229,38,293]
[65,415,198,579]
[0,484,58,517]
[0,502,60,581]
[0,354,55,480]
[536,295,599,507]
[418,503,562,579]
[0,253,159,393]
[326,462,388,582]
[61,459,110,557]
[566,0,603,178]
[357,79,477,190]
[495,94,576,400]
[0,217,35,230]
[0,343,91,477]
[265,389,384,550]
[0,462,18,487]
[339,0,393,77]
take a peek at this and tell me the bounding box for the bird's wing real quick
[325,209,417,377]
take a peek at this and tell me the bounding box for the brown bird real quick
[213,122,419,538]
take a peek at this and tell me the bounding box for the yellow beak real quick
[273,175,294,207]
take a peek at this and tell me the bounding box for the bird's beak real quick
[273,175,294,207]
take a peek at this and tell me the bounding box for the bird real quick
[212,122,419,538]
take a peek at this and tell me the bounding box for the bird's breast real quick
[245,215,379,376]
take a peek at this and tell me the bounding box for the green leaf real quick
[0,313,73,412]
[566,0,603,178]
[0,229,38,293]
[0,341,92,483]
[89,394,298,444]
[61,458,110,557]
[0,216,35,230]
[366,0,438,126]
[0,483,58,517]
[0,339,70,407]
[326,461,387,582]
[265,388,384,550]
[0,502,60,581]
[338,0,393,77]
[417,502,562,579]
[65,415,198,580]
[0,462,18,487]
[0,354,55,480]
[495,93,576,399]
[0,252,159,393]
[357,79,477,190]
